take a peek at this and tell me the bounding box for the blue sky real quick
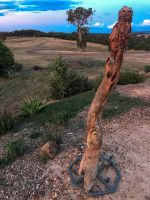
[0,0,150,33]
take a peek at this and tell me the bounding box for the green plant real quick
[5,139,26,161]
[50,56,93,99]
[94,71,144,91]
[14,62,23,72]
[144,65,150,73]
[20,98,46,116]
[0,42,15,76]
[29,91,94,126]
[0,109,16,135]
[118,71,144,85]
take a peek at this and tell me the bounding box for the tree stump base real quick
[68,153,121,197]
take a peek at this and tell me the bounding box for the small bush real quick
[14,62,23,72]
[118,71,144,85]
[94,71,144,91]
[144,65,150,73]
[50,56,93,99]
[0,42,15,76]
[5,139,26,161]
[20,98,46,116]
[0,109,16,135]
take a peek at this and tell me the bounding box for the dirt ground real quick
[0,37,150,200]
[0,79,150,200]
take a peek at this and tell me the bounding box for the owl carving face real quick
[118,6,133,22]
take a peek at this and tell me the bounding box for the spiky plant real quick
[20,98,46,116]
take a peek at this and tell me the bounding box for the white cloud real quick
[107,21,117,29]
[92,22,104,27]
[140,19,150,26]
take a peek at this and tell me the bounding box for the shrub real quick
[93,71,144,91]
[118,71,144,85]
[5,139,26,161]
[14,62,23,72]
[20,98,46,116]
[0,109,16,135]
[0,42,15,76]
[144,65,150,73]
[50,56,93,99]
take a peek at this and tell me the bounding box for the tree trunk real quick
[78,6,133,192]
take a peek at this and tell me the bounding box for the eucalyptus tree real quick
[66,7,94,51]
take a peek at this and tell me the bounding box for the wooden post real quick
[78,6,133,192]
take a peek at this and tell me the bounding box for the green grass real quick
[118,71,144,85]
[78,59,105,68]
[0,71,52,111]
[24,90,149,129]
[0,109,16,135]
[144,65,150,73]
[103,93,149,119]
[29,91,94,126]
[0,139,27,169]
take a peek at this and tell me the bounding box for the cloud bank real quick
[0,0,80,15]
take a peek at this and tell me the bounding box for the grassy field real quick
[0,36,150,112]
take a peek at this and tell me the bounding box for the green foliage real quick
[29,91,94,126]
[144,65,150,73]
[118,71,144,85]
[0,42,15,76]
[5,139,26,161]
[14,62,23,72]
[50,56,93,99]
[94,71,144,92]
[0,109,16,135]
[66,7,94,50]
[20,98,46,116]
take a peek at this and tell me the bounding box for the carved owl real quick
[109,6,133,60]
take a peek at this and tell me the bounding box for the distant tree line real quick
[2,29,150,51]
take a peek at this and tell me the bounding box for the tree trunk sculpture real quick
[78,6,133,192]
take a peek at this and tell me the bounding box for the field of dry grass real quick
[5,37,150,73]
[0,36,149,112]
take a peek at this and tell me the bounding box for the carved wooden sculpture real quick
[78,6,133,191]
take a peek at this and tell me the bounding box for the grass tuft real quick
[0,109,16,135]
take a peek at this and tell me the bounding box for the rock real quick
[40,141,59,158]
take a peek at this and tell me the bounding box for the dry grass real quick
[0,37,150,113]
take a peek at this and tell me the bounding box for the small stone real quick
[67,132,73,135]
[40,141,59,158]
